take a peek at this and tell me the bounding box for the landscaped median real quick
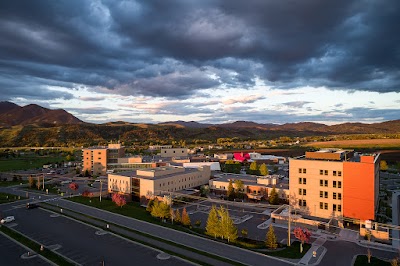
[40,203,245,266]
[0,225,74,266]
[0,192,25,204]
[67,196,311,260]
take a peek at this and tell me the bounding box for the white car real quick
[1,216,15,224]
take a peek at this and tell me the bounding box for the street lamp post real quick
[99,180,103,202]
[42,174,45,190]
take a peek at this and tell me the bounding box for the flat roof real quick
[212,173,289,190]
[111,167,201,180]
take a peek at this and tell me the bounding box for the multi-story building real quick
[160,147,188,158]
[209,173,289,200]
[289,149,380,222]
[82,144,125,176]
[108,165,211,199]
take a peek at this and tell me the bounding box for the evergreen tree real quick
[259,163,269,176]
[265,225,278,249]
[181,207,191,226]
[206,205,220,238]
[227,180,235,200]
[269,186,279,205]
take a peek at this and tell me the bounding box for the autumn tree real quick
[294,227,311,253]
[227,180,235,200]
[380,160,389,171]
[181,207,191,226]
[269,186,279,205]
[146,199,155,212]
[69,182,79,192]
[206,205,220,238]
[224,160,241,174]
[151,200,170,221]
[241,228,248,238]
[175,209,181,224]
[265,225,278,249]
[36,177,41,190]
[28,176,36,188]
[259,163,269,176]
[249,161,259,175]
[112,193,127,208]
[234,179,244,199]
[218,206,237,242]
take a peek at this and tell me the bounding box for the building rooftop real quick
[111,167,202,180]
[212,173,289,190]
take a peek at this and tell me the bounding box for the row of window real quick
[298,168,307,174]
[320,179,342,188]
[320,202,342,212]
[320,170,342,176]
[298,199,307,207]
[299,188,307,196]
[298,177,307,185]
[319,191,342,200]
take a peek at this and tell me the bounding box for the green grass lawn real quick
[0,180,28,187]
[354,255,391,266]
[0,192,25,204]
[0,155,66,172]
[68,196,311,259]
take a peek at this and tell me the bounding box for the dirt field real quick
[304,139,400,149]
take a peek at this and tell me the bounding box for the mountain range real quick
[0,101,399,147]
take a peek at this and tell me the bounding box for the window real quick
[299,188,302,195]
[333,204,337,211]
[299,199,307,207]
[320,191,323,198]
[299,168,302,174]
[299,177,302,184]
[303,178,307,185]
[320,180,323,186]
[338,205,342,212]
[324,203,328,210]
[333,171,337,176]
[324,180,328,187]
[320,170,323,175]
[320,202,323,209]
[333,181,337,188]
[324,170,328,175]
[299,188,307,196]
[338,181,342,188]
[302,168,306,174]
[333,192,337,200]
[338,171,342,177]
[338,193,342,200]
[324,191,328,198]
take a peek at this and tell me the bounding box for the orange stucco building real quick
[82,143,125,176]
[289,149,379,222]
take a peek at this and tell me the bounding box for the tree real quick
[200,185,210,197]
[249,161,258,175]
[69,182,79,192]
[380,160,389,171]
[224,160,241,174]
[227,180,235,200]
[175,209,181,224]
[181,207,191,226]
[206,205,220,238]
[367,248,372,263]
[36,177,41,190]
[28,176,36,188]
[151,200,170,221]
[293,227,311,253]
[259,163,269,176]
[265,225,278,249]
[84,169,90,177]
[146,199,155,212]
[269,186,279,205]
[218,206,237,242]
[112,193,127,208]
[234,179,244,199]
[241,228,248,238]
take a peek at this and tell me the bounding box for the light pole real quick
[42,174,45,190]
[99,180,103,202]
[288,204,291,247]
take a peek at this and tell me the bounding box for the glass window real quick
[299,168,302,173]
[320,191,323,198]
[324,180,328,187]
[338,181,342,188]
[320,170,323,175]
[303,169,306,174]
[338,171,342,177]
[299,188,302,195]
[333,181,337,188]
[320,202,323,209]
[324,203,328,210]
[333,192,337,199]
[320,179,323,186]
[338,193,342,200]
[303,178,307,185]
[303,189,306,196]
[324,191,328,198]
[324,170,328,175]
[299,177,302,184]
[338,205,342,212]
[333,204,337,211]
[333,171,337,176]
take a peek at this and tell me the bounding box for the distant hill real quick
[0,102,84,126]
[159,120,212,128]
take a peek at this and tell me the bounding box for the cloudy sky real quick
[0,0,399,125]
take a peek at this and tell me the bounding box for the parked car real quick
[26,203,39,209]
[1,216,15,224]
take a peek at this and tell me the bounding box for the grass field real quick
[354,255,391,266]
[0,180,28,187]
[0,155,66,172]
[304,139,400,149]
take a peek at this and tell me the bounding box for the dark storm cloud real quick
[0,0,399,102]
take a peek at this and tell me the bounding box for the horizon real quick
[0,1,399,125]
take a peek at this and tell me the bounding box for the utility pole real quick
[288,204,291,247]
[99,180,103,202]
